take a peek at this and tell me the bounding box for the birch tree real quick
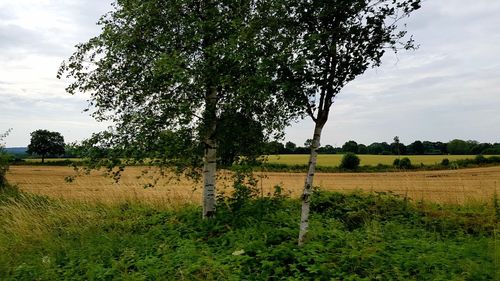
[58,0,300,218]
[265,0,422,245]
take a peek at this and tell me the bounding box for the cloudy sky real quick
[1,0,499,147]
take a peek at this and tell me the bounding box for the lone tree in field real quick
[265,0,422,245]
[58,0,301,218]
[27,130,65,163]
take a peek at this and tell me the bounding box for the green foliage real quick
[393,157,412,169]
[0,153,9,188]
[340,153,360,170]
[57,0,303,176]
[399,157,412,169]
[216,111,265,167]
[475,154,487,164]
[441,158,450,166]
[0,191,496,280]
[27,130,65,163]
[342,140,359,153]
[447,139,473,155]
[0,129,12,188]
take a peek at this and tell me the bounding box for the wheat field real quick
[6,165,500,206]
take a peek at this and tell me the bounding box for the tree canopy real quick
[27,130,65,163]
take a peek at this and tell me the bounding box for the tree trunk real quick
[41,155,45,164]
[202,87,217,218]
[298,123,323,246]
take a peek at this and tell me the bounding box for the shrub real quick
[392,157,412,169]
[441,158,450,166]
[0,153,9,187]
[0,130,11,188]
[340,153,360,170]
[475,154,487,164]
[399,157,412,169]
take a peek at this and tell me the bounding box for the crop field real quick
[266,154,483,166]
[7,165,500,205]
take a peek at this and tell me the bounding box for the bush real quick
[0,130,11,188]
[340,153,360,170]
[392,157,412,169]
[441,158,450,166]
[0,152,9,187]
[475,154,487,164]
[399,157,412,169]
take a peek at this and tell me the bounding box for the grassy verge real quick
[0,187,498,280]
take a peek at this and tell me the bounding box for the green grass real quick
[267,154,485,167]
[0,188,498,280]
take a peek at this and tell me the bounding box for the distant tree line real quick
[265,139,500,155]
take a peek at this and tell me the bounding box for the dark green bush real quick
[475,154,487,164]
[393,157,412,169]
[340,153,360,170]
[441,158,450,166]
[0,153,8,188]
[398,157,412,169]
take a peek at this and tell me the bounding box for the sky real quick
[1,0,499,147]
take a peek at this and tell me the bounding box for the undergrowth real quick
[0,186,498,280]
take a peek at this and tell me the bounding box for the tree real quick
[367,142,391,155]
[264,141,285,155]
[216,111,265,167]
[357,144,368,154]
[447,139,472,155]
[285,141,297,153]
[27,130,65,163]
[318,144,336,154]
[408,140,425,155]
[304,139,313,148]
[342,140,359,153]
[393,136,401,157]
[0,129,12,188]
[469,142,492,155]
[58,0,301,218]
[267,0,422,245]
[391,137,406,156]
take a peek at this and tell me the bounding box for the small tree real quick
[264,0,422,245]
[27,130,65,163]
[393,136,401,157]
[0,129,12,188]
[340,153,360,170]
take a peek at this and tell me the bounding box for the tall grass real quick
[0,188,497,280]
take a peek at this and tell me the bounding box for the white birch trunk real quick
[298,124,323,246]
[202,87,217,218]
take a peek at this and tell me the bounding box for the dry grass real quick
[6,165,500,206]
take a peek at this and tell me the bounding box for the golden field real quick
[6,165,500,206]
[266,154,484,166]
